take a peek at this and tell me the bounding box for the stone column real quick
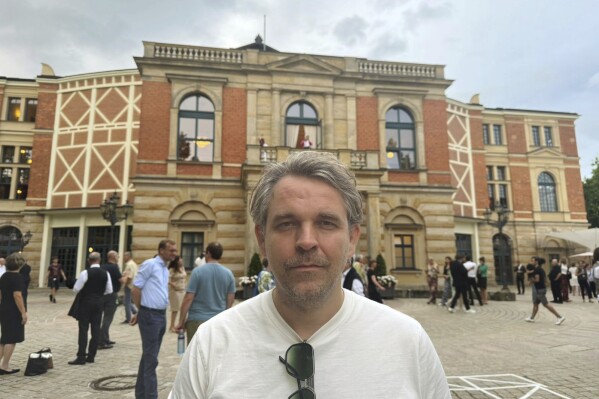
[271,90,281,146]
[324,94,334,149]
[247,89,257,143]
[366,192,381,258]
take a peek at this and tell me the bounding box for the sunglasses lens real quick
[286,343,314,380]
[289,387,315,399]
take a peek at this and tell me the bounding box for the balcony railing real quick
[148,43,244,63]
[358,61,438,78]
[246,146,380,171]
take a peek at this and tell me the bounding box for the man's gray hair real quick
[89,252,101,263]
[6,253,25,271]
[250,151,363,231]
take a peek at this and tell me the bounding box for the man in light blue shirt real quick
[176,242,235,344]
[131,239,177,399]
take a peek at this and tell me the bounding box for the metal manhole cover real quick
[90,374,137,391]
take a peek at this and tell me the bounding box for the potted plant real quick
[376,253,397,300]
[238,276,257,299]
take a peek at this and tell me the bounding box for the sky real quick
[1,0,597,178]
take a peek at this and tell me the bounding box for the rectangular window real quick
[2,146,15,164]
[16,168,29,200]
[532,126,540,146]
[498,184,508,207]
[493,125,502,145]
[544,127,553,147]
[24,99,37,122]
[7,98,21,121]
[0,168,12,199]
[482,124,490,145]
[393,234,414,270]
[18,147,32,164]
[455,234,472,259]
[51,227,80,280]
[496,166,506,181]
[181,232,204,270]
[486,166,494,181]
[488,184,495,209]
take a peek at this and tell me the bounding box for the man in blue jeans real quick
[131,239,178,399]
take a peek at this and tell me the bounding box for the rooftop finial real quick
[255,34,263,45]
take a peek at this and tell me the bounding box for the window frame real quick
[492,124,503,145]
[532,126,541,146]
[385,106,417,170]
[180,232,205,271]
[7,98,21,121]
[392,234,415,270]
[24,98,37,123]
[284,101,320,148]
[177,94,215,163]
[538,172,558,212]
[482,124,490,145]
[544,126,553,147]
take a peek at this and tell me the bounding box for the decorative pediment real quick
[527,146,563,157]
[266,54,342,75]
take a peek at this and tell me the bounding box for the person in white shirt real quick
[464,255,483,306]
[193,252,206,268]
[0,257,6,278]
[170,151,450,399]
[342,259,365,296]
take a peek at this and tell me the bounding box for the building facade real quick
[0,38,588,288]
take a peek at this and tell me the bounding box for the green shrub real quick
[248,253,263,276]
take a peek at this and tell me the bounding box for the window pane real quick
[287,103,300,117]
[493,125,502,145]
[195,140,213,162]
[197,119,214,139]
[0,168,12,199]
[7,98,21,121]
[498,184,507,206]
[486,166,494,181]
[399,109,412,123]
[25,99,37,122]
[19,147,33,164]
[385,108,398,122]
[386,151,400,169]
[197,96,214,112]
[2,146,15,163]
[180,96,197,111]
[482,124,490,145]
[16,168,29,200]
[399,151,415,169]
[532,126,540,146]
[179,118,196,140]
[386,129,398,148]
[399,129,414,148]
[302,103,317,119]
[544,127,553,147]
[496,166,505,181]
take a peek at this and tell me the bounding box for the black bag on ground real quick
[24,349,52,376]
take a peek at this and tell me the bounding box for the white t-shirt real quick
[0,265,5,278]
[170,289,450,399]
[464,261,477,278]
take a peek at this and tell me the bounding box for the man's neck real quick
[272,287,344,341]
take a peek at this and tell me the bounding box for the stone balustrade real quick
[358,61,437,78]
[150,43,244,63]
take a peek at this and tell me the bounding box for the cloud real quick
[404,1,453,30]
[333,16,368,47]
[589,72,599,88]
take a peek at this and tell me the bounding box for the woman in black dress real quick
[0,253,27,375]
[367,259,385,303]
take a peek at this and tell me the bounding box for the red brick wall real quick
[559,120,578,157]
[26,135,52,207]
[222,87,247,165]
[506,116,526,154]
[510,166,533,213]
[36,83,58,130]
[356,97,379,150]
[176,164,212,176]
[0,83,4,118]
[388,171,419,183]
[469,110,484,150]
[564,168,586,213]
[423,99,450,185]
[137,81,171,171]
[473,153,489,210]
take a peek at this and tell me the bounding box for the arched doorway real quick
[492,233,513,286]
[0,226,23,257]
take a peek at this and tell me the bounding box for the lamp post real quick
[20,230,32,251]
[100,191,133,250]
[484,203,511,292]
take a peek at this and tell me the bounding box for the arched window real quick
[178,94,215,162]
[285,101,319,149]
[0,226,23,257]
[538,172,558,212]
[385,107,416,170]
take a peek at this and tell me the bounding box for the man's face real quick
[160,242,178,263]
[256,176,360,307]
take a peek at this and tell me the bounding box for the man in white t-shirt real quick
[0,257,6,278]
[170,151,450,399]
[464,255,483,306]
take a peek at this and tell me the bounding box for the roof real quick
[236,35,279,52]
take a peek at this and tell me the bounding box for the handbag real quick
[68,292,81,320]
[24,348,52,376]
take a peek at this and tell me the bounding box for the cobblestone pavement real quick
[1,289,597,398]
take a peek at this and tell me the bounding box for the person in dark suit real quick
[448,253,475,313]
[68,252,112,365]
[99,251,121,349]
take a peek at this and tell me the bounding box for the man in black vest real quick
[99,250,121,349]
[342,259,365,296]
[69,252,113,365]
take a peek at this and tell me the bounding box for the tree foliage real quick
[583,157,599,228]
[375,253,387,276]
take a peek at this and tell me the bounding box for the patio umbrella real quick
[569,251,593,259]
[545,228,599,251]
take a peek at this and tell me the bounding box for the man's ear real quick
[255,225,266,257]
[347,224,360,259]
